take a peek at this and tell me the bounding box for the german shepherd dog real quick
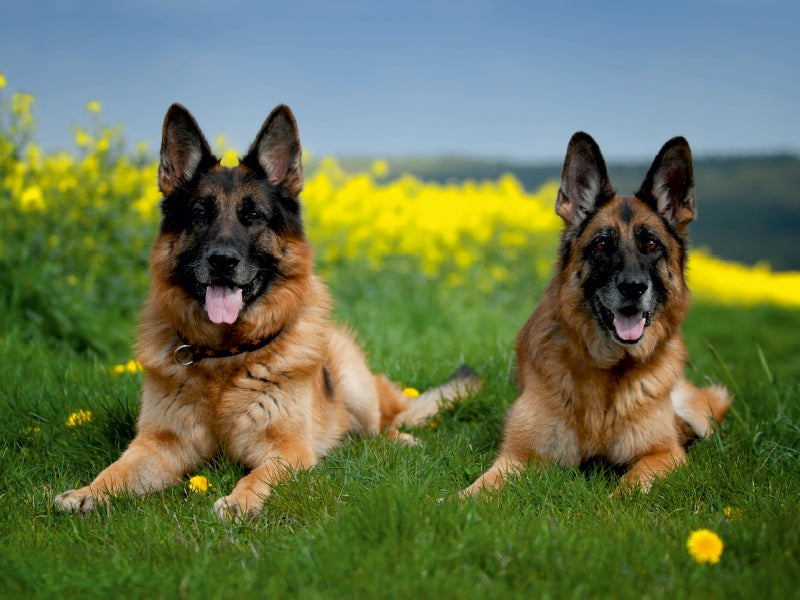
[462,133,731,496]
[54,104,479,520]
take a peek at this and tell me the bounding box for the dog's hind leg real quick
[671,379,733,439]
[387,365,482,432]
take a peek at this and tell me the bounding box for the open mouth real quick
[200,279,261,325]
[596,303,651,344]
[204,285,243,324]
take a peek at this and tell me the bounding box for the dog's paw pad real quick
[54,489,98,514]
[212,496,249,522]
[213,494,264,522]
[213,496,235,521]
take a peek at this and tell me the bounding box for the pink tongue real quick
[613,311,646,341]
[205,286,243,324]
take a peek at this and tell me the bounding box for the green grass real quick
[1,263,799,599]
[2,88,798,598]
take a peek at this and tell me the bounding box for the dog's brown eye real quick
[596,240,607,251]
[645,238,658,251]
[240,197,264,224]
[244,210,262,224]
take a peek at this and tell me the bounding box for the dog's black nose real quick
[617,274,648,299]
[207,248,241,272]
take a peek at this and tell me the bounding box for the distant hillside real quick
[326,155,800,271]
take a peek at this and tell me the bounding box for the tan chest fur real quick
[511,294,686,467]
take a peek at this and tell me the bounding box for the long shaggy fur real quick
[462,133,732,496]
[54,103,479,520]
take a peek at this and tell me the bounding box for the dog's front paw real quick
[386,430,419,446]
[54,487,104,514]
[212,493,263,522]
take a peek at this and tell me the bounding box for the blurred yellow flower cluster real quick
[2,90,160,222]
[66,409,93,427]
[303,158,561,281]
[215,135,239,168]
[1,77,159,348]
[689,251,800,309]
[1,73,798,316]
[300,158,800,305]
[112,359,142,375]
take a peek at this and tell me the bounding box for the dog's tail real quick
[377,364,481,434]
[671,379,733,443]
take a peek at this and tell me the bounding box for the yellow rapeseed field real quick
[2,74,799,310]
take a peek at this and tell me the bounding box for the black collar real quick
[172,328,282,365]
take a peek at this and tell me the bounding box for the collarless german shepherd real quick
[461,133,732,497]
[54,104,478,520]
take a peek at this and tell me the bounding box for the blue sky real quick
[1,0,798,161]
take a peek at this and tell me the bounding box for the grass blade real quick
[756,344,775,384]
[706,340,741,397]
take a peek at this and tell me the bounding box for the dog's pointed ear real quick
[244,104,303,196]
[555,132,615,227]
[158,104,215,196]
[636,136,696,229]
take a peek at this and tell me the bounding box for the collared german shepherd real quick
[54,104,479,520]
[461,133,732,496]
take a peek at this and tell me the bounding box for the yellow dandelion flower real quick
[87,100,102,113]
[112,360,142,375]
[687,529,723,564]
[188,475,211,494]
[0,73,6,88]
[22,426,41,436]
[66,410,93,427]
[723,507,743,521]
[402,387,420,398]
